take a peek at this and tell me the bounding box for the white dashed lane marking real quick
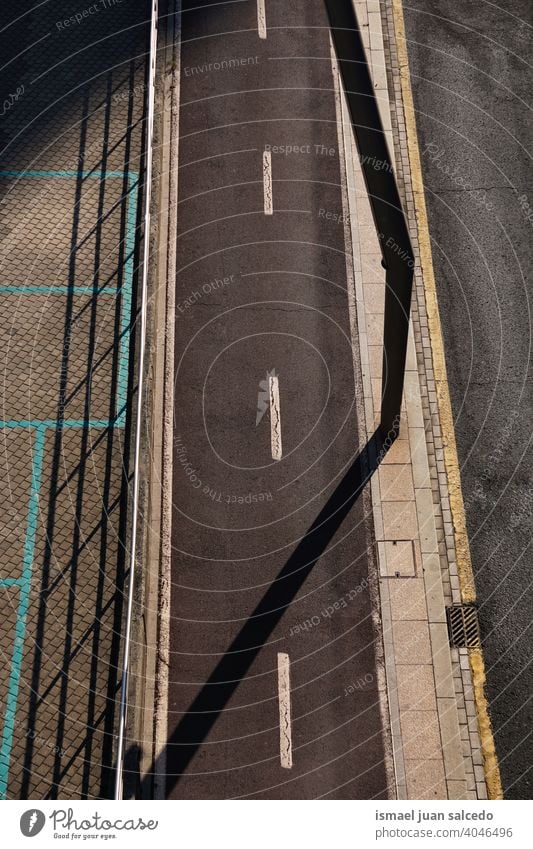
[277,652,293,769]
[269,374,282,460]
[263,149,273,215]
[257,0,267,39]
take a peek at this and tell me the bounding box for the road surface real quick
[163,0,390,799]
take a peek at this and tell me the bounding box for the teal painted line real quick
[115,172,139,426]
[0,167,141,797]
[0,170,136,179]
[0,419,115,429]
[0,184,138,429]
[0,286,118,295]
[0,426,46,799]
[0,177,140,430]
[0,168,139,427]
[0,166,139,424]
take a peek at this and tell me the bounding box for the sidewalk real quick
[335,0,500,799]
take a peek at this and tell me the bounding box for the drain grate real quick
[446,604,481,648]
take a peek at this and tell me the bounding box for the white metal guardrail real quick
[114,0,158,800]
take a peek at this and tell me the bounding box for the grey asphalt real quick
[403,0,533,798]
[164,0,389,799]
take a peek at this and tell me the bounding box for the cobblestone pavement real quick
[0,0,149,798]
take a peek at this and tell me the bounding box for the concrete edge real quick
[128,0,181,799]
[122,9,161,796]
[391,0,504,801]
[151,0,181,800]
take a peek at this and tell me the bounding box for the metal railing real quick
[324,0,414,438]
[114,0,158,800]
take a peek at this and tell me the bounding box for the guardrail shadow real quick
[324,0,414,437]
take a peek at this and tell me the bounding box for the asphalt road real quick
[403,0,533,798]
[164,0,389,799]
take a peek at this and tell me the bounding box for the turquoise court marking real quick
[115,171,139,425]
[0,426,45,798]
[0,167,140,795]
[0,168,139,426]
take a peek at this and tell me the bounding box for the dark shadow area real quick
[324,0,413,436]
[141,427,392,797]
[123,743,143,800]
[0,1,149,167]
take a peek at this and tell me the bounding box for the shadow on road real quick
[140,427,392,798]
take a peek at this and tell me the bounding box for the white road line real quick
[263,149,273,215]
[277,652,293,769]
[257,0,267,39]
[269,374,282,460]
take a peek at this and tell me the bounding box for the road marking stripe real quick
[269,374,282,460]
[277,652,292,769]
[257,0,267,39]
[263,149,273,215]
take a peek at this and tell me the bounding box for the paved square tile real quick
[396,664,438,712]
[393,620,432,665]
[401,710,442,760]
[388,577,427,620]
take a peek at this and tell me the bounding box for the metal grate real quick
[446,604,481,648]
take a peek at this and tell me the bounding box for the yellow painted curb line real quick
[391,0,503,800]
[470,648,503,799]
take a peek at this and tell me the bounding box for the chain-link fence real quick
[0,0,149,799]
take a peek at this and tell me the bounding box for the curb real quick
[128,0,181,799]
